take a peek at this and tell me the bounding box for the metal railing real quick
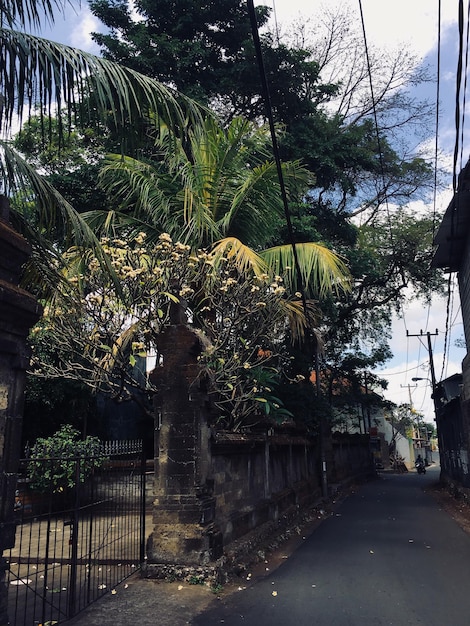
[7,440,145,625]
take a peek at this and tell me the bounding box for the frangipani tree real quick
[30,233,314,429]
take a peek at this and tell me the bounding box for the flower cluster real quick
[31,236,301,429]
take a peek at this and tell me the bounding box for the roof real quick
[432,160,470,271]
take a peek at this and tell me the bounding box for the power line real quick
[432,0,442,240]
[374,360,430,377]
[459,0,470,172]
[246,0,308,308]
[453,0,465,193]
[440,0,468,381]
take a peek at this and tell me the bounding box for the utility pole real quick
[400,383,417,407]
[407,329,441,467]
[406,329,438,394]
[400,382,418,450]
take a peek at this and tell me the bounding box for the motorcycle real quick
[415,459,426,474]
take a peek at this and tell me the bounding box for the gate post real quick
[0,198,42,624]
[146,324,222,571]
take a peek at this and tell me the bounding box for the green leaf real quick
[161,291,180,303]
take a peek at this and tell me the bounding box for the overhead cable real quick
[441,0,468,380]
[246,0,309,317]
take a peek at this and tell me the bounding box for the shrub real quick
[27,424,103,493]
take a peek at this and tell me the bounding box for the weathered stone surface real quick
[148,324,222,566]
[0,205,42,625]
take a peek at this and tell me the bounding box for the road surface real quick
[194,465,470,625]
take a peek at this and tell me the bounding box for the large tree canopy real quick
[88,0,435,202]
[7,0,444,435]
[89,0,271,106]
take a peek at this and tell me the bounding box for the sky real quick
[43,0,466,421]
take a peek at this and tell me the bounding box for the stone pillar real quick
[0,198,42,625]
[146,324,222,568]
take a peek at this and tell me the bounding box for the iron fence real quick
[6,440,146,625]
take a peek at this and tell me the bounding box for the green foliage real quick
[27,425,103,493]
[88,0,435,207]
[188,575,205,585]
[387,404,415,438]
[13,113,104,175]
[249,367,294,420]
[424,422,436,439]
[1,0,205,303]
[278,377,333,434]
[209,364,294,430]
[24,326,96,444]
[89,116,312,249]
[31,234,309,430]
[89,0,271,106]
[6,0,443,437]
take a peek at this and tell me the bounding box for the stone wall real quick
[145,325,374,573]
[330,433,375,483]
[210,429,373,547]
[0,199,42,625]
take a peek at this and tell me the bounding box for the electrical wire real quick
[453,0,465,194]
[440,0,468,381]
[460,1,470,171]
[375,360,431,377]
[357,1,393,230]
[246,0,310,324]
[358,0,417,388]
[423,0,441,377]
[432,0,442,240]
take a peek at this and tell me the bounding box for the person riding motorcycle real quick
[415,454,426,474]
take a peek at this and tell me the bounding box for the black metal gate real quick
[6,440,146,625]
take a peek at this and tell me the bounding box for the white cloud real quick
[68,8,101,54]
[39,5,102,53]
[373,288,465,417]
[265,0,457,58]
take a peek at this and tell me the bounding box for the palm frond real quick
[1,140,98,243]
[0,28,204,137]
[281,298,323,343]
[0,0,66,29]
[220,160,310,245]
[261,242,351,298]
[0,140,121,295]
[210,237,268,276]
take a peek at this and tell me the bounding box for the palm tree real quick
[86,115,350,303]
[0,0,203,276]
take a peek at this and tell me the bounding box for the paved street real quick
[194,465,470,625]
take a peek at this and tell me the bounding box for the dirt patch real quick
[426,481,470,535]
[65,574,218,626]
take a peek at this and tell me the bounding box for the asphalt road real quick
[194,465,470,626]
